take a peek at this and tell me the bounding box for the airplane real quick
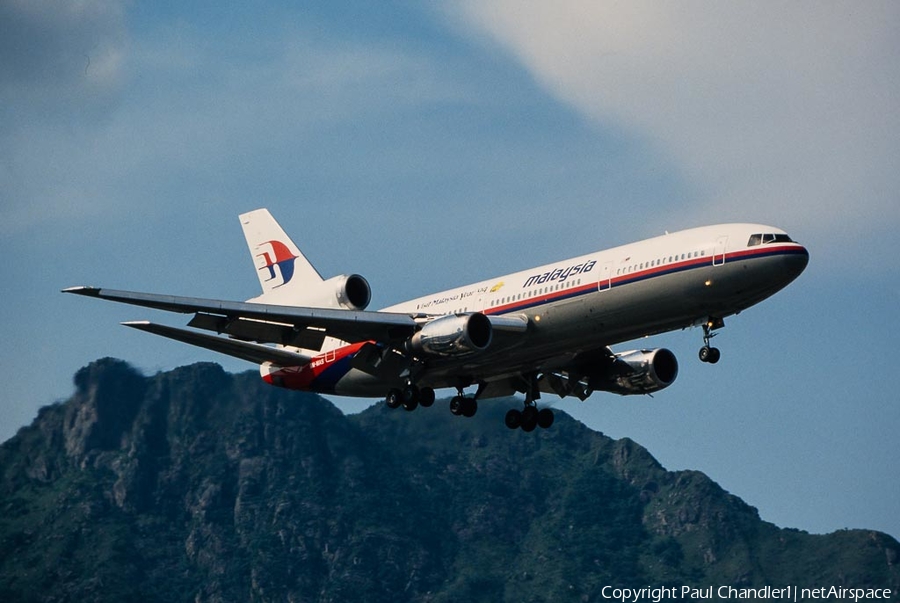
[64,209,809,431]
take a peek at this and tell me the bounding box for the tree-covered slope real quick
[1,359,896,602]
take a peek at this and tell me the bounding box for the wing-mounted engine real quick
[405,313,493,357]
[587,348,679,395]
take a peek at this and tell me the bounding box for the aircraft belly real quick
[332,369,391,397]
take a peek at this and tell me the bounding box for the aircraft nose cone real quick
[783,245,809,280]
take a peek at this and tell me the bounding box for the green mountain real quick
[1,358,897,602]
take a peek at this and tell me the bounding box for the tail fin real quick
[240,209,322,301]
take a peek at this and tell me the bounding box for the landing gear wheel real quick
[537,408,555,429]
[699,346,721,364]
[449,396,464,416]
[403,384,419,402]
[505,409,522,430]
[385,389,402,409]
[401,384,420,411]
[461,397,478,418]
[520,406,538,432]
[419,387,435,408]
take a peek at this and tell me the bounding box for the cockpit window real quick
[748,233,793,246]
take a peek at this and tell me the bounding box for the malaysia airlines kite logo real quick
[256,240,298,288]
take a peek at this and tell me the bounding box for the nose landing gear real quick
[699,317,724,364]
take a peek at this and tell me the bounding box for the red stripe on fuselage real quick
[484,244,805,316]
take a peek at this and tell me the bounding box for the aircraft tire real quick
[537,408,555,429]
[386,389,402,409]
[520,406,538,432]
[403,384,419,402]
[699,346,722,364]
[461,397,477,418]
[505,409,522,429]
[419,387,435,407]
[449,396,463,416]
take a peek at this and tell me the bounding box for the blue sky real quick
[2,2,898,540]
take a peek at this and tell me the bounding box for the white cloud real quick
[451,1,900,242]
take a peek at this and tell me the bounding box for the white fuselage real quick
[262,223,809,396]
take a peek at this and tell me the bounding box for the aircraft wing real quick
[63,286,420,349]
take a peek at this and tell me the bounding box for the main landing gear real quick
[385,384,435,412]
[699,317,724,364]
[504,373,554,432]
[504,405,554,432]
[383,378,555,432]
[449,387,478,418]
[384,383,478,418]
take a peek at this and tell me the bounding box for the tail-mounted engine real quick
[301,274,372,311]
[245,272,371,311]
[406,313,493,357]
[331,274,371,310]
[589,348,679,395]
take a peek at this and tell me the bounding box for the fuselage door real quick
[714,236,728,266]
[597,261,612,291]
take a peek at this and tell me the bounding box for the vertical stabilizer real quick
[240,209,323,299]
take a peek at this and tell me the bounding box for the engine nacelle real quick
[247,272,371,310]
[328,274,371,310]
[406,313,492,357]
[590,348,679,395]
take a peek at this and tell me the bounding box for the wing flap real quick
[187,313,328,350]
[123,321,312,366]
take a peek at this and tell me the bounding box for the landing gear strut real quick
[699,317,723,364]
[504,373,554,431]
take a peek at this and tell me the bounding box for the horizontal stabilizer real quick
[122,321,311,367]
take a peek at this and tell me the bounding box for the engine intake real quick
[331,274,371,310]
[407,313,492,357]
[590,348,679,395]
